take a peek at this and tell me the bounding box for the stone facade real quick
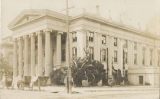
[7,9,160,87]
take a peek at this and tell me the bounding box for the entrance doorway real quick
[139,76,143,85]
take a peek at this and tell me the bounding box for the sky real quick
[1,0,160,37]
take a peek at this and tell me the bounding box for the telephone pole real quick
[66,0,72,94]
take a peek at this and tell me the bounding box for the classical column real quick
[108,36,114,76]
[45,30,52,76]
[153,48,158,67]
[118,38,123,71]
[128,41,134,67]
[137,43,142,66]
[31,34,36,77]
[18,37,23,79]
[76,30,87,58]
[145,47,150,66]
[13,38,18,78]
[56,31,62,67]
[66,32,70,66]
[94,32,101,61]
[38,32,43,76]
[24,35,29,76]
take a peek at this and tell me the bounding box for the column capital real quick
[43,28,52,33]
[57,31,63,35]
[18,37,23,40]
[30,33,36,37]
[35,30,43,35]
[13,37,18,42]
[23,35,29,39]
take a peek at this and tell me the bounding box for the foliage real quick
[0,53,12,71]
[0,53,12,80]
[50,47,107,86]
[72,57,106,87]
[50,67,68,85]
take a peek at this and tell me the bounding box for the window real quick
[88,32,94,42]
[114,37,117,46]
[72,32,77,42]
[150,49,153,66]
[142,48,145,65]
[61,49,66,61]
[101,49,106,62]
[102,35,106,44]
[61,33,66,44]
[114,50,118,63]
[72,47,77,57]
[134,53,137,65]
[139,76,143,85]
[134,42,137,50]
[89,47,94,60]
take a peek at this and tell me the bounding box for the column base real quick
[12,77,18,89]
[30,76,38,90]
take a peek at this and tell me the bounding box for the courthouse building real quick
[7,9,160,87]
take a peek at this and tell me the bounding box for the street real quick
[0,86,159,99]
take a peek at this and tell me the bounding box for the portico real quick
[12,29,64,86]
[9,9,66,87]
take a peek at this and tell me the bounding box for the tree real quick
[71,48,107,86]
[0,52,12,87]
[0,53,12,73]
[50,67,68,85]
[50,47,107,87]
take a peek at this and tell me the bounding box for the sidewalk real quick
[40,85,158,94]
[0,85,158,99]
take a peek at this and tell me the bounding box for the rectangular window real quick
[114,37,117,46]
[150,49,153,66]
[72,32,77,42]
[89,47,94,60]
[72,47,77,57]
[134,53,137,65]
[61,33,66,44]
[142,48,145,65]
[114,50,118,63]
[88,32,94,42]
[61,49,66,61]
[102,35,106,44]
[101,49,106,62]
[139,76,143,85]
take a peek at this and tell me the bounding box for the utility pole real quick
[66,0,72,94]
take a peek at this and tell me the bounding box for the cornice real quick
[8,9,160,40]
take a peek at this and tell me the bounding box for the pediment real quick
[8,9,68,30]
[8,9,44,30]
[15,14,40,26]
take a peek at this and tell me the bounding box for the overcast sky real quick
[1,0,160,36]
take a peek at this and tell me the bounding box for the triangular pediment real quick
[8,9,45,29]
[8,9,68,30]
[15,14,40,26]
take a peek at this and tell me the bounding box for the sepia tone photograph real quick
[0,0,160,99]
